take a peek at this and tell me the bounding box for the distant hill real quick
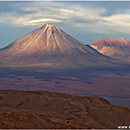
[90,37,130,62]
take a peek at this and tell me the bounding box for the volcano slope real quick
[90,37,130,62]
[0,24,118,65]
[0,90,130,129]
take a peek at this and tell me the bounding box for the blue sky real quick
[0,1,130,49]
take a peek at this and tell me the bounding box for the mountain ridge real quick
[0,24,116,65]
[90,37,130,62]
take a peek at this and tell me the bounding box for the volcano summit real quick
[0,24,114,65]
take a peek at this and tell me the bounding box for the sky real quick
[0,1,130,49]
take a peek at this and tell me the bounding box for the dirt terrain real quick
[0,67,130,98]
[0,90,130,129]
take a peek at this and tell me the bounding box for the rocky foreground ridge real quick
[0,90,130,129]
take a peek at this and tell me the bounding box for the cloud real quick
[24,18,62,25]
[98,14,130,34]
[0,1,130,35]
[0,2,106,23]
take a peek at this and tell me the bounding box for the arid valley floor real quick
[0,65,130,108]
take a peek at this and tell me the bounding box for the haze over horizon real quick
[0,1,130,49]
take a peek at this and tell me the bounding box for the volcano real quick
[0,24,115,65]
[90,38,130,62]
